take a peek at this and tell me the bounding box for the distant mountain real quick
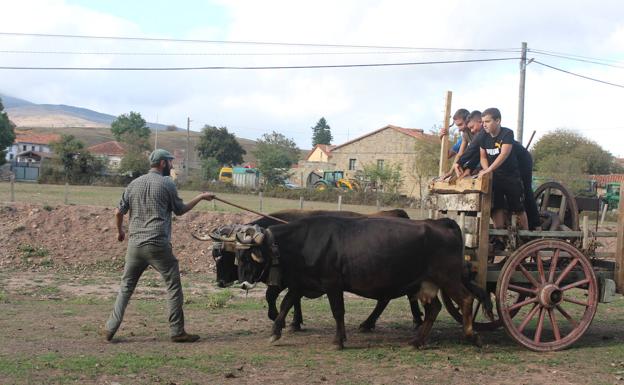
[0,93,169,130]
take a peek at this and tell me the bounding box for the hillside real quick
[1,93,168,130]
[21,126,260,166]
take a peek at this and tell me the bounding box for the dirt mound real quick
[0,202,256,273]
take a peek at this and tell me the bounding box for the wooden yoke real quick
[438,91,452,176]
[615,185,624,293]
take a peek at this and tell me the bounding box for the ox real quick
[207,209,423,332]
[232,215,493,349]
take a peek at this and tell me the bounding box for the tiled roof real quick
[589,174,624,187]
[14,133,61,145]
[87,141,126,156]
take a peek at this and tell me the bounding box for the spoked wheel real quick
[496,239,598,351]
[441,289,526,332]
[534,181,580,231]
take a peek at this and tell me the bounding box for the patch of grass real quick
[42,204,54,211]
[187,289,234,309]
[0,291,8,303]
[36,285,61,296]
[66,296,105,305]
[18,244,49,259]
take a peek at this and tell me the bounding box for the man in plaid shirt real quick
[103,149,214,343]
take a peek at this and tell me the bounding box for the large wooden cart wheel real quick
[496,239,598,351]
[534,181,579,231]
[441,289,526,332]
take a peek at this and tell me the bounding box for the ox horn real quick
[191,232,213,241]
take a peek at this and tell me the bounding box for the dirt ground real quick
[0,202,257,273]
[1,202,624,385]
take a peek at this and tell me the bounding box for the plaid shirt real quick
[118,170,185,247]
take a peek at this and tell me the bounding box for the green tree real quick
[196,125,246,165]
[253,131,300,186]
[409,130,443,199]
[111,111,150,142]
[49,135,104,183]
[0,98,16,166]
[311,117,333,146]
[531,129,616,174]
[362,162,403,193]
[200,157,220,181]
[118,150,150,178]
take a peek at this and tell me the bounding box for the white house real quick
[5,132,60,163]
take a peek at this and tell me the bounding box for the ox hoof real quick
[269,334,281,344]
[470,334,483,348]
[268,310,278,321]
[358,323,375,333]
[289,323,303,332]
[409,337,426,349]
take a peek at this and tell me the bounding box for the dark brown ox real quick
[233,216,493,349]
[208,209,423,332]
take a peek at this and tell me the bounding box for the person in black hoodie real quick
[476,108,528,230]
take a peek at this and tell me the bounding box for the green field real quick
[0,181,427,218]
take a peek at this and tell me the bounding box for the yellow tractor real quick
[313,171,360,191]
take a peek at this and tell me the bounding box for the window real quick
[22,145,26,151]
[377,159,384,170]
[31,145,35,151]
[9,154,13,160]
[348,158,356,170]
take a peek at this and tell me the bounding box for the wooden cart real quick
[427,174,624,351]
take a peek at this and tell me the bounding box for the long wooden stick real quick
[212,196,288,224]
[525,130,536,149]
[438,91,453,176]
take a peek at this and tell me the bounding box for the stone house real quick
[329,125,437,198]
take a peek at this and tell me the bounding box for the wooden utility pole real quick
[186,117,191,178]
[517,42,527,144]
[438,91,453,176]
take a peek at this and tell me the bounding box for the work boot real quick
[99,327,115,342]
[171,331,200,343]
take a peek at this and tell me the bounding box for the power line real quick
[530,50,624,69]
[530,48,624,65]
[0,57,519,71]
[0,31,520,52]
[0,48,518,57]
[533,60,624,89]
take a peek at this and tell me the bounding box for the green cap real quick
[149,149,175,164]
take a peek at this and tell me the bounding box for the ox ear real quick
[250,250,264,263]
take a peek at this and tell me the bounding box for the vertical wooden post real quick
[212,200,216,210]
[299,196,304,209]
[600,203,608,226]
[615,186,624,293]
[476,173,492,289]
[458,212,466,246]
[582,215,589,250]
[338,195,342,211]
[10,174,15,202]
[438,91,453,176]
[376,199,380,211]
[64,182,69,204]
[259,192,263,212]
